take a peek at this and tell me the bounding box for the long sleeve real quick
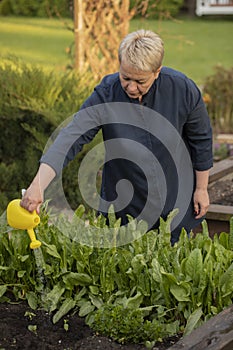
[182,79,213,171]
[40,97,102,176]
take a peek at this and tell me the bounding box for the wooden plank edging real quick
[207,204,233,221]
[209,158,233,183]
[168,304,233,350]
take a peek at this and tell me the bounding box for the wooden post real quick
[73,0,84,71]
[72,0,145,78]
[121,0,130,36]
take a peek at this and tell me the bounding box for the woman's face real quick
[119,61,161,101]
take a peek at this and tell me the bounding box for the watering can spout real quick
[6,199,41,249]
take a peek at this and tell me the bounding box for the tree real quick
[73,0,148,79]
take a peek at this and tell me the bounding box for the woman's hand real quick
[20,183,43,214]
[193,188,210,219]
[193,169,210,219]
[20,163,56,213]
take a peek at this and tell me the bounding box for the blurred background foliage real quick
[0,0,72,17]
[0,0,184,18]
[203,66,233,135]
[0,58,97,213]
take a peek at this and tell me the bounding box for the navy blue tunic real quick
[41,67,213,242]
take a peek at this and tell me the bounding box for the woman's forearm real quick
[31,163,56,191]
[195,169,210,190]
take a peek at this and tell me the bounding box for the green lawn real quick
[0,17,73,70]
[0,16,232,85]
[131,17,233,85]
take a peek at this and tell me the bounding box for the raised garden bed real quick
[0,160,232,350]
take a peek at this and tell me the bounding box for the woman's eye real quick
[122,77,145,84]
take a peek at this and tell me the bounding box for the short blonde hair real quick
[118,29,164,72]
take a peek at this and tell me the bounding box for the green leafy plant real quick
[0,206,233,346]
[90,304,179,344]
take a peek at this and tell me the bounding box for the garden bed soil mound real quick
[208,173,233,206]
[0,302,180,350]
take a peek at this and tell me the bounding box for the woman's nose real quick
[127,81,137,91]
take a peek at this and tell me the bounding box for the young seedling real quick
[24,311,36,321]
[28,325,37,334]
[64,319,69,332]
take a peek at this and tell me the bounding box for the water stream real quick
[33,247,47,303]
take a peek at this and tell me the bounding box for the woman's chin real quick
[127,93,140,99]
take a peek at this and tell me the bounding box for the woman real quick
[21,29,213,244]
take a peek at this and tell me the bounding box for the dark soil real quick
[0,303,180,350]
[208,173,233,206]
[0,174,232,350]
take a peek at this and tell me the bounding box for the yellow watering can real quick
[6,199,41,249]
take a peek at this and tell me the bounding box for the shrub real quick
[0,0,13,15]
[0,0,72,17]
[0,57,96,214]
[130,0,184,19]
[202,66,233,135]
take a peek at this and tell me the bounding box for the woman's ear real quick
[154,66,162,79]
